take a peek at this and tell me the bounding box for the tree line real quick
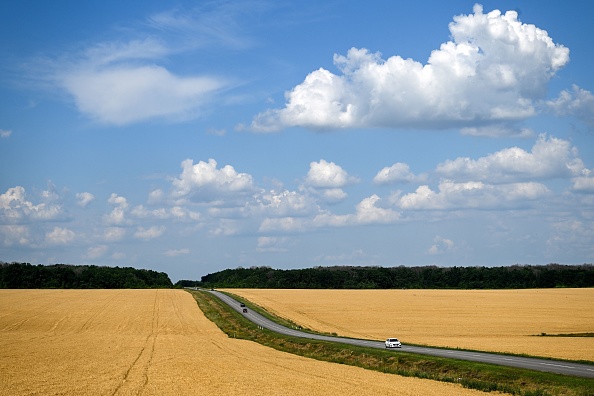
[183,264,594,289]
[0,262,173,289]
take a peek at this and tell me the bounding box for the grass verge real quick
[189,290,594,396]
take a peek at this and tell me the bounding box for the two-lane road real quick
[207,289,594,379]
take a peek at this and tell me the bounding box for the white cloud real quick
[164,248,190,257]
[103,193,129,225]
[251,5,568,134]
[62,65,224,125]
[436,134,584,183]
[76,192,95,207]
[171,158,255,203]
[374,162,427,184]
[305,159,356,188]
[314,194,400,227]
[0,129,12,138]
[104,227,126,242]
[0,225,30,246]
[46,31,228,126]
[572,169,594,193]
[0,186,63,224]
[427,236,455,255]
[148,189,164,205]
[547,220,594,257]
[259,217,307,233]
[130,205,201,221]
[257,236,289,252]
[46,227,75,245]
[86,245,108,259]
[547,85,594,127]
[396,180,549,210]
[319,188,348,202]
[303,160,357,203]
[209,219,239,236]
[134,226,165,240]
[255,189,318,218]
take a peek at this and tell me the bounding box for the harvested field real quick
[0,290,492,395]
[225,288,594,362]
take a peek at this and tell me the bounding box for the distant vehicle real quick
[242,308,248,313]
[240,303,246,307]
[385,338,402,348]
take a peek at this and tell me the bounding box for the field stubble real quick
[224,288,594,362]
[0,289,493,395]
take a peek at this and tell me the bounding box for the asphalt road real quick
[207,289,594,379]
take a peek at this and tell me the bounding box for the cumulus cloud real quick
[134,225,165,240]
[46,227,76,245]
[257,236,289,252]
[255,190,318,218]
[76,192,95,207]
[0,186,63,224]
[547,85,594,127]
[395,180,549,210]
[251,5,568,135]
[303,160,358,203]
[103,193,129,225]
[313,195,400,228]
[0,225,30,246]
[436,134,584,183]
[147,189,165,205]
[259,216,307,233]
[305,159,357,188]
[428,236,455,255]
[374,162,427,184]
[86,245,108,259]
[547,219,594,256]
[171,158,255,204]
[104,227,126,242]
[131,204,201,221]
[572,169,594,193]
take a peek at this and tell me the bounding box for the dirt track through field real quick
[0,289,492,395]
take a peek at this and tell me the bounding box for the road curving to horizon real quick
[206,289,594,379]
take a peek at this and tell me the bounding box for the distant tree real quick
[0,262,173,289]
[194,264,594,290]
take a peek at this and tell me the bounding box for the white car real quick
[385,338,402,348]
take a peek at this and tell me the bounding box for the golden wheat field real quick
[0,289,496,396]
[225,288,594,362]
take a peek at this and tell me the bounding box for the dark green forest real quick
[182,264,594,289]
[0,262,173,289]
[4,261,593,290]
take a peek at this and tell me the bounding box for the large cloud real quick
[52,33,228,125]
[303,160,358,203]
[171,159,255,204]
[436,134,584,183]
[62,64,224,125]
[251,4,569,135]
[395,180,549,210]
[0,186,63,224]
[374,162,427,185]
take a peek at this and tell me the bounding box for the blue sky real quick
[1,1,593,282]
